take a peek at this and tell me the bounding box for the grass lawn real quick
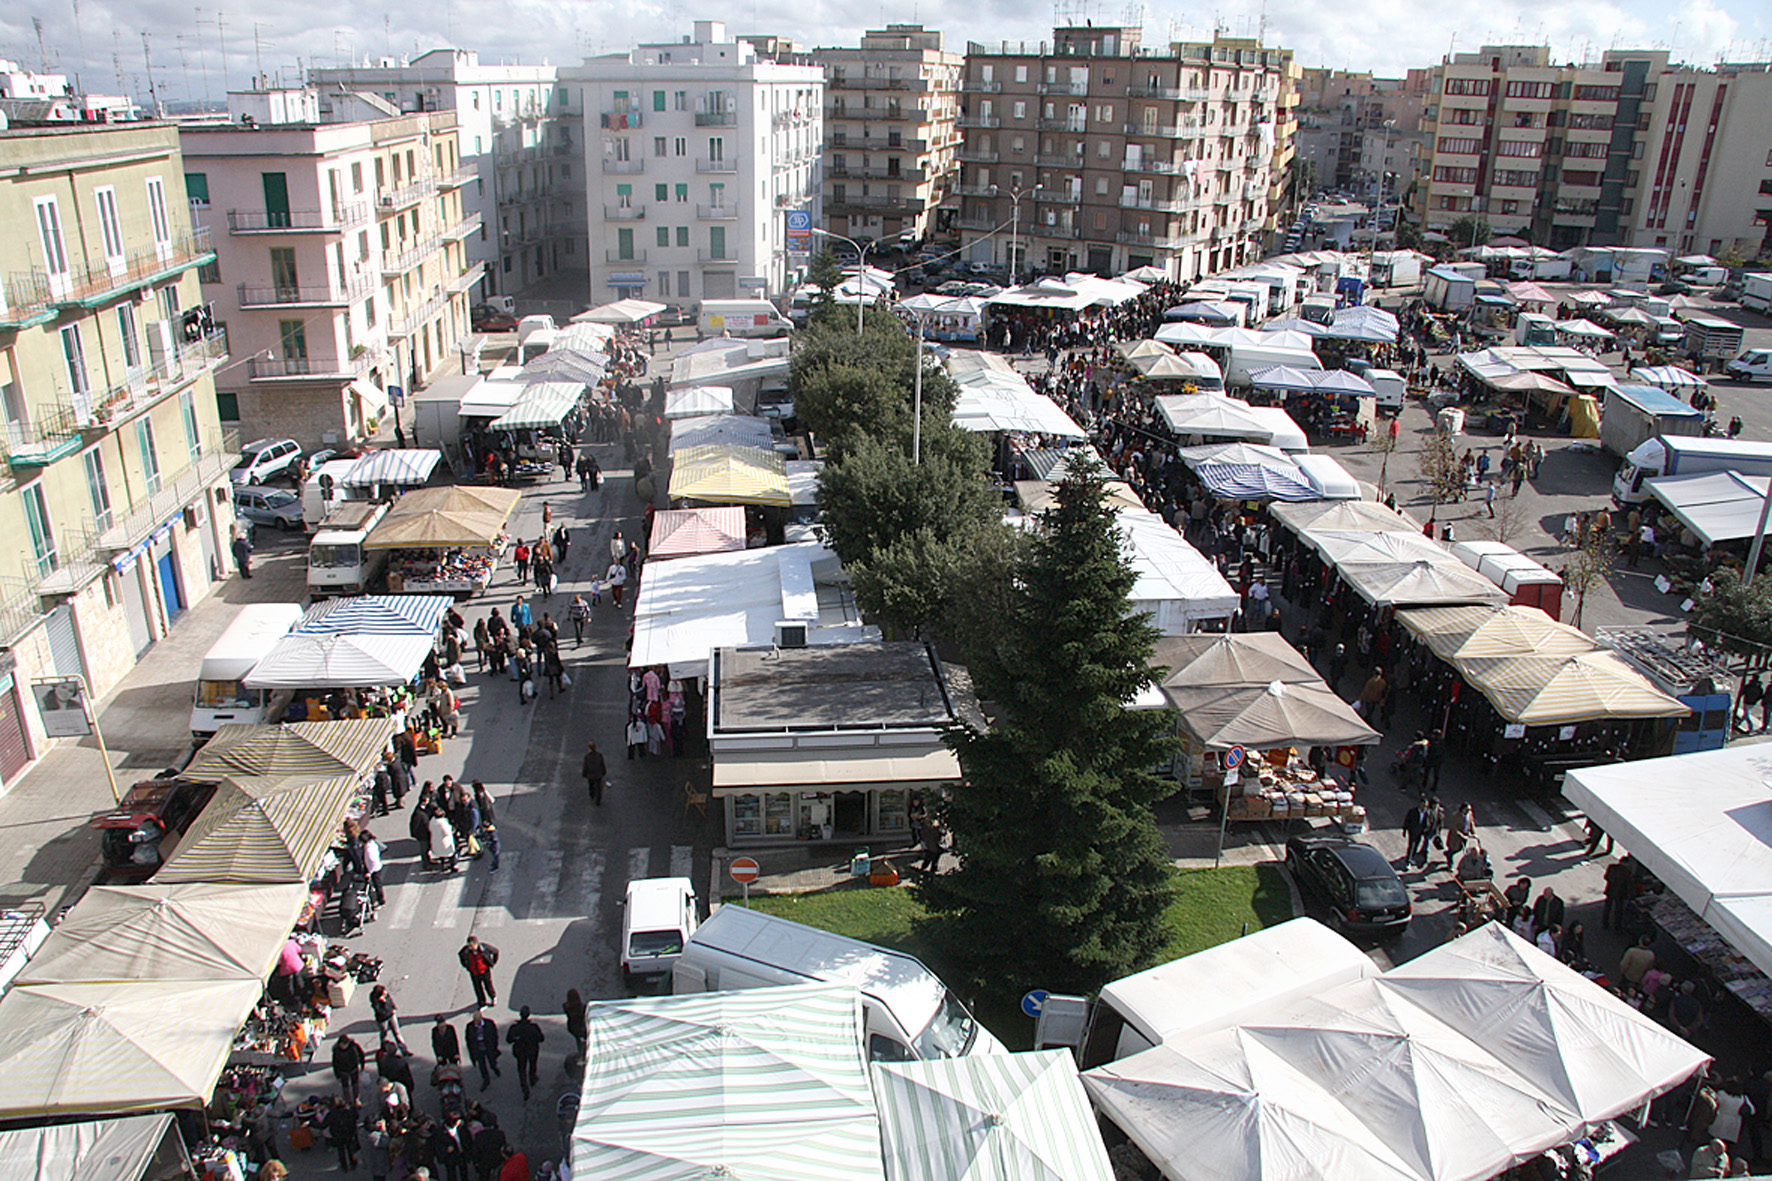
[748,863,1295,1049]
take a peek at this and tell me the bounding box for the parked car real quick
[229,438,302,486]
[654,304,695,328]
[470,304,519,332]
[1285,835,1412,935]
[755,388,795,421]
[234,486,305,531]
[90,778,219,883]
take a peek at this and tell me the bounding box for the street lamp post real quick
[810,227,873,336]
[990,183,1042,285]
[904,296,966,466]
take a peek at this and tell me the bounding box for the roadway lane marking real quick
[628,847,651,881]
[476,849,523,928]
[383,879,425,931]
[433,863,475,926]
[527,847,565,917]
[525,849,603,926]
[669,845,693,878]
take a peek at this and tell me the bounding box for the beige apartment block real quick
[181,88,481,451]
[956,27,1295,282]
[1626,61,1772,259]
[0,120,239,787]
[813,24,963,245]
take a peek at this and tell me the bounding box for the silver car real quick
[233,487,304,531]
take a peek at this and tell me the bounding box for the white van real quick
[621,877,700,987]
[307,502,391,598]
[673,905,1005,1061]
[300,458,366,531]
[700,299,792,339]
[1365,368,1408,412]
[191,604,304,738]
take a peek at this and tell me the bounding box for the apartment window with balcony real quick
[136,418,161,496]
[60,325,89,398]
[34,196,69,285]
[709,226,727,259]
[279,320,307,363]
[145,177,171,250]
[616,184,633,208]
[612,138,631,161]
[83,449,113,535]
[117,303,141,370]
[185,172,210,207]
[198,259,220,284]
[1013,101,1026,119]
[708,137,725,161]
[616,228,635,260]
[23,484,55,579]
[180,389,202,462]
[709,183,725,208]
[271,248,299,300]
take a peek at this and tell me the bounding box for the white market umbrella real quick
[873,1051,1113,1181]
[573,298,667,324]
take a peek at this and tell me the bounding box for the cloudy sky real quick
[4,0,1768,105]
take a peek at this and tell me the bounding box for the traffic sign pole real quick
[729,856,760,907]
[1216,746,1248,868]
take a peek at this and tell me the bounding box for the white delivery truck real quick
[1365,368,1408,412]
[621,878,700,987]
[1738,273,1772,314]
[1613,437,1772,504]
[307,502,391,598]
[190,604,304,738]
[700,299,793,339]
[672,905,1005,1061]
[1514,313,1558,347]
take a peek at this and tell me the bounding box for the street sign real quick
[1021,989,1050,1019]
[729,857,760,884]
[387,384,404,407]
[32,678,90,739]
[1224,745,1246,770]
[785,208,812,257]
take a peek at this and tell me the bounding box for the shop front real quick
[716,767,937,848]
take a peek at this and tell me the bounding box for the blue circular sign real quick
[1021,989,1049,1019]
[1224,745,1247,770]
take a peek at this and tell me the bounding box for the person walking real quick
[1603,857,1634,931]
[1584,817,1614,857]
[582,741,607,805]
[605,561,627,608]
[459,936,500,1006]
[464,1008,501,1091]
[332,1033,366,1108]
[507,1006,546,1100]
[542,645,565,699]
[568,594,590,647]
[553,524,571,567]
[231,531,254,579]
[1445,802,1475,873]
[360,828,386,908]
[610,530,627,565]
[1737,674,1763,733]
[1403,798,1429,867]
[429,807,458,873]
[626,715,647,760]
[369,984,411,1055]
[918,817,945,874]
[564,989,588,1064]
[432,1014,461,1065]
[513,540,530,584]
[325,1095,362,1171]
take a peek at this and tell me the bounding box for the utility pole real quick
[216,12,229,96]
[194,7,212,105]
[141,32,161,117]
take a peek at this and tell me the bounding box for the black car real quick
[1285,835,1412,935]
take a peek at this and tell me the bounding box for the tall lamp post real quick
[990,183,1042,285]
[810,227,874,336]
[906,295,967,466]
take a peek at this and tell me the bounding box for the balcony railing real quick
[383,233,447,275]
[605,249,648,264]
[694,111,737,126]
[444,211,484,241]
[1028,222,1083,240]
[833,136,925,152]
[1037,118,1089,133]
[1034,153,1083,167]
[237,276,375,308]
[962,79,1003,93]
[391,288,455,339]
[86,328,229,432]
[0,271,54,330]
[96,427,239,554]
[600,110,643,129]
[696,205,738,220]
[249,347,385,382]
[447,263,485,295]
[828,194,913,210]
[601,158,646,174]
[1125,122,1198,138]
[956,147,998,164]
[1037,82,1088,96]
[1121,158,1184,175]
[226,204,371,233]
[1116,230,1181,248]
[377,177,437,214]
[53,226,215,309]
[955,215,1001,232]
[951,183,996,197]
[604,205,647,220]
[1035,189,1082,204]
[697,250,737,264]
[830,164,925,182]
[694,158,738,174]
[1120,196,1187,213]
[957,114,1002,129]
[830,76,917,90]
[438,164,477,188]
[1,402,83,469]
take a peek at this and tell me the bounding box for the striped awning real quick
[572,983,885,1181]
[298,594,454,636]
[181,718,395,782]
[1456,650,1689,726]
[1397,605,1592,663]
[667,444,791,507]
[873,1051,1114,1181]
[152,774,360,884]
[0,978,265,1116]
[243,632,436,688]
[341,449,442,487]
[490,382,583,431]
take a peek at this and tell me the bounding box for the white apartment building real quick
[812,25,963,245]
[564,21,823,306]
[181,88,481,449]
[309,50,587,299]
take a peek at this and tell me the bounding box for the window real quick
[136,418,161,496]
[658,271,671,296]
[22,484,55,579]
[674,137,687,157]
[1562,170,1603,187]
[83,448,113,534]
[616,227,635,260]
[676,226,688,247]
[1014,65,1028,83]
[655,182,669,201]
[709,225,726,259]
[1504,80,1553,99]
[158,284,180,319]
[1436,136,1481,155]
[117,303,141,369]
[1493,169,1539,188]
[657,226,670,247]
[145,177,171,249]
[1496,139,1544,158]
[34,196,69,282]
[180,389,202,461]
[1013,100,1026,119]
[674,90,687,111]
[653,90,666,111]
[278,319,307,361]
[655,136,668,157]
[675,183,688,203]
[1563,141,1607,158]
[1443,77,1492,96]
[616,183,633,208]
[1573,84,1620,102]
[60,324,89,396]
[1433,166,1479,184]
[185,172,210,206]
[197,258,220,284]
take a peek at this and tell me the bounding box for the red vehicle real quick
[471,304,519,333]
[89,778,217,883]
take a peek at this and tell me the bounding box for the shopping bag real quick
[445,663,467,686]
[521,678,536,702]
[560,671,572,689]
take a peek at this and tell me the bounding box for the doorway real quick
[833,791,868,836]
[156,547,185,623]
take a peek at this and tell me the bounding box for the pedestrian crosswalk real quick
[371,844,694,934]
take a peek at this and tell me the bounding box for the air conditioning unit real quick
[774,621,808,649]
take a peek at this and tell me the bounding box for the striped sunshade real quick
[299,594,454,636]
[1397,605,1593,664]
[151,775,359,884]
[667,444,791,507]
[182,718,395,782]
[1456,650,1689,727]
[573,983,885,1181]
[872,1050,1114,1181]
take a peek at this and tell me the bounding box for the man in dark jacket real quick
[582,741,608,805]
[506,1006,546,1099]
[332,1033,366,1107]
[432,1014,461,1064]
[459,936,499,1006]
[469,1120,508,1181]
[463,1008,501,1090]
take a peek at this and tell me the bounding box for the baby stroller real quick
[431,1063,466,1121]
[336,876,371,937]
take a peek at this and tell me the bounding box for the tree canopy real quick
[920,463,1181,998]
[1690,568,1772,658]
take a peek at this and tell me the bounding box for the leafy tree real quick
[816,428,998,575]
[1447,215,1492,249]
[804,248,844,322]
[1689,569,1772,659]
[1416,431,1465,504]
[789,312,958,456]
[1560,527,1617,630]
[920,464,1181,998]
[1392,216,1422,252]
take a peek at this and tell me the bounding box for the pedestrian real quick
[1503,876,1533,927]
[1484,481,1496,518]
[1446,802,1475,872]
[325,1095,362,1171]
[582,741,607,805]
[459,936,500,1007]
[1423,729,1444,790]
[372,759,393,818]
[1531,886,1565,935]
[1761,685,1772,735]
[370,983,412,1055]
[514,540,530,583]
[1603,857,1634,931]
[470,1121,509,1181]
[553,524,570,567]
[365,1117,393,1181]
[481,820,501,872]
[626,715,647,760]
[231,531,254,579]
[412,795,436,870]
[507,1006,546,1099]
[568,594,590,647]
[611,530,627,564]
[1403,797,1429,867]
[432,1014,461,1065]
[332,1033,366,1108]
[429,807,458,873]
[1737,674,1763,733]
[606,561,627,608]
[564,989,588,1063]
[511,596,532,631]
[464,1008,502,1091]
[1619,933,1657,987]
[1690,1137,1731,1178]
[918,817,945,874]
[543,645,565,698]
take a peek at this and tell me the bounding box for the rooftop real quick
[713,641,957,732]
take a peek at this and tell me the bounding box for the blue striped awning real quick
[298,594,453,636]
[1195,462,1319,502]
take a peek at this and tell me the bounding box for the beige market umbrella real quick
[182,718,395,782]
[1398,605,1593,663]
[1152,632,1321,691]
[1271,499,1419,538]
[364,485,521,549]
[1164,680,1380,751]
[1457,650,1689,726]
[152,774,360,884]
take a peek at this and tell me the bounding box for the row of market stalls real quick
[244,594,455,695]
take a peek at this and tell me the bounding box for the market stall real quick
[297,593,453,637]
[648,506,747,560]
[339,448,441,489]
[1117,508,1239,634]
[1154,393,1280,446]
[181,718,395,782]
[150,774,362,885]
[573,297,666,325]
[901,293,986,342]
[0,1114,192,1181]
[664,385,736,420]
[245,632,436,689]
[1648,469,1771,548]
[363,484,519,595]
[946,352,1087,439]
[667,413,775,455]
[668,443,791,508]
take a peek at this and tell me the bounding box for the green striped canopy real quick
[152,775,359,884]
[573,983,885,1181]
[871,1051,1114,1181]
[182,718,395,782]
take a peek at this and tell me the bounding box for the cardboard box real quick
[326,976,356,1007]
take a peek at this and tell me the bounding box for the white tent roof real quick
[0,1114,183,1181]
[1117,508,1239,631]
[244,631,436,688]
[457,378,526,418]
[1648,469,1772,545]
[1565,747,1772,980]
[341,449,441,487]
[1244,406,1308,453]
[1154,394,1275,443]
[668,414,776,454]
[488,381,583,431]
[664,385,736,419]
[1291,453,1361,500]
[1632,364,1708,392]
[945,354,1086,438]
[987,273,1145,310]
[574,298,666,324]
[1155,323,1318,352]
[1084,921,1708,1181]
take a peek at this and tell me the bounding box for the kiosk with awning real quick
[364,484,519,595]
[339,448,441,489]
[1648,469,1771,548]
[487,381,583,432]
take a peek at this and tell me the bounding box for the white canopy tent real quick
[1648,470,1772,545]
[487,382,583,431]
[1155,323,1318,353]
[1154,394,1276,444]
[668,414,775,455]
[340,449,441,487]
[0,1114,188,1181]
[1565,747,1772,980]
[946,353,1086,438]
[573,298,666,324]
[1117,508,1239,632]
[244,631,436,688]
[664,385,736,420]
[987,273,1146,311]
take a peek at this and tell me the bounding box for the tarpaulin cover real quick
[1117,508,1239,631]
[668,444,791,507]
[668,414,775,455]
[1195,462,1319,503]
[1161,679,1380,750]
[648,506,747,560]
[1397,605,1589,663]
[244,632,437,688]
[489,382,583,431]
[1649,469,1772,545]
[1454,650,1688,725]
[664,386,736,420]
[297,594,453,636]
[574,298,666,324]
[1340,559,1509,608]
[364,485,520,549]
[0,1114,184,1181]
[181,718,394,782]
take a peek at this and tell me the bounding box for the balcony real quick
[957,114,1002,129]
[830,76,917,90]
[951,183,997,197]
[51,227,216,309]
[377,176,437,213]
[697,250,737,264]
[1,403,83,469]
[1126,84,1183,100]
[605,249,648,264]
[696,205,738,220]
[444,211,484,241]
[1037,81,1088,97]
[249,346,385,383]
[1120,196,1187,213]
[447,263,485,295]
[1037,118,1089,133]
[1035,189,1081,204]
[871,107,924,122]
[601,158,646,174]
[0,271,54,331]
[1028,222,1083,240]
[438,164,477,189]
[599,110,644,129]
[695,158,738,174]
[604,205,647,220]
[956,147,998,164]
[96,427,239,554]
[833,137,925,153]
[962,79,1003,93]
[1124,122,1199,138]
[236,276,375,308]
[955,215,998,232]
[827,194,913,210]
[1121,158,1184,175]
[83,328,229,432]
[383,234,445,275]
[1116,230,1181,249]
[695,111,738,126]
[1034,153,1083,167]
[226,204,371,233]
[830,164,925,183]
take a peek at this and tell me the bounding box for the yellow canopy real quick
[668,444,790,507]
[1457,650,1688,726]
[364,484,521,549]
[1567,394,1601,439]
[1397,605,1593,663]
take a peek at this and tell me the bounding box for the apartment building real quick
[0,119,238,785]
[309,50,587,299]
[1294,69,1426,201]
[564,21,824,305]
[1626,60,1772,259]
[1419,46,1672,248]
[955,28,1294,283]
[181,88,482,449]
[0,59,140,122]
[812,24,962,246]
